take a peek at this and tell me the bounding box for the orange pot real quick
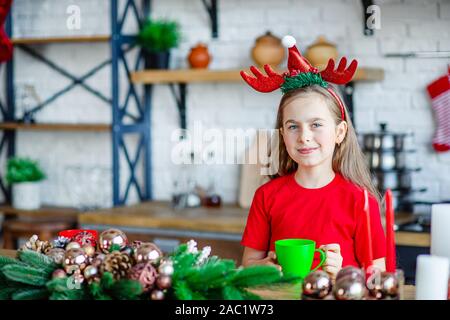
[188,43,211,69]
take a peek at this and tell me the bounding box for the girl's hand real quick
[254,251,282,271]
[319,243,343,280]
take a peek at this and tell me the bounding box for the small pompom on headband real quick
[240,35,358,121]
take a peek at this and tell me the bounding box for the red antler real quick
[320,57,358,85]
[240,64,284,93]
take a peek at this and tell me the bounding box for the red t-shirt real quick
[241,172,386,268]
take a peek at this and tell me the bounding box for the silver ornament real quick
[334,275,366,300]
[336,266,365,283]
[367,272,399,299]
[302,271,332,299]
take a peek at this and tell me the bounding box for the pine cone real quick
[40,241,53,254]
[22,235,52,253]
[100,251,133,280]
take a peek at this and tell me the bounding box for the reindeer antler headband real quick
[240,35,358,121]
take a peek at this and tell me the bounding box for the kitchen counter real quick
[79,201,430,248]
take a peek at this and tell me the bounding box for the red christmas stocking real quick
[427,67,450,153]
[0,0,13,63]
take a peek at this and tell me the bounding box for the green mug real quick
[275,239,326,279]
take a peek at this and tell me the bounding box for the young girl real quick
[239,36,386,280]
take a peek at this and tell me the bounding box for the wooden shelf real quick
[0,122,111,132]
[131,67,384,84]
[12,35,110,45]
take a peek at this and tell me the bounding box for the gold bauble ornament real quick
[82,245,96,257]
[150,289,165,300]
[134,242,162,264]
[98,228,128,253]
[83,265,99,279]
[156,275,172,290]
[63,248,88,274]
[66,241,81,251]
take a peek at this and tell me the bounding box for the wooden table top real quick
[79,201,430,247]
[250,282,416,300]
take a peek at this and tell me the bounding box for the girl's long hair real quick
[271,85,382,205]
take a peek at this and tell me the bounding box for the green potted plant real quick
[6,157,46,210]
[137,18,181,69]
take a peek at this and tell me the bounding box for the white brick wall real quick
[2,0,450,207]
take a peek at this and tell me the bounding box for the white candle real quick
[431,204,450,273]
[415,255,449,300]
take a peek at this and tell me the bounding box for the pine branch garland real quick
[0,287,18,299]
[185,258,235,290]
[109,279,143,300]
[46,277,89,300]
[18,249,58,274]
[100,272,115,290]
[46,277,69,292]
[89,282,112,300]
[1,264,50,286]
[222,286,244,300]
[0,255,24,268]
[173,280,194,300]
[231,265,283,288]
[12,288,49,300]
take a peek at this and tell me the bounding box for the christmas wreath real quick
[0,229,297,300]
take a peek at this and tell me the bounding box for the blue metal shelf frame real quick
[0,11,16,203]
[111,0,152,205]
